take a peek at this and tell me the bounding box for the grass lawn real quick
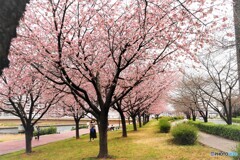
[0,120,230,160]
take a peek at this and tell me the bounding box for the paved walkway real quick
[171,120,239,152]
[198,132,238,152]
[0,129,89,155]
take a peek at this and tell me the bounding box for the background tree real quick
[170,88,197,121]
[0,61,62,153]
[182,77,210,122]
[193,48,238,125]
[58,93,85,139]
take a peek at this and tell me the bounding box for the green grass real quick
[0,120,230,160]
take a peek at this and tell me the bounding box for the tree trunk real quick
[25,127,33,154]
[227,118,232,125]
[132,116,137,131]
[97,112,109,158]
[75,118,80,139]
[143,114,146,125]
[128,117,131,124]
[186,112,191,120]
[0,0,30,74]
[227,111,232,125]
[192,114,196,121]
[119,111,127,137]
[203,110,208,123]
[233,0,240,92]
[191,110,196,121]
[146,115,149,123]
[138,114,142,128]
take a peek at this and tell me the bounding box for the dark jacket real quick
[90,128,97,138]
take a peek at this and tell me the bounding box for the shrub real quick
[171,123,198,145]
[188,121,240,141]
[232,118,240,123]
[71,124,88,130]
[159,119,171,133]
[160,116,184,122]
[33,126,57,136]
[79,124,88,129]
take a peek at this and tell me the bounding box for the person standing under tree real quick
[36,126,40,140]
[89,126,97,142]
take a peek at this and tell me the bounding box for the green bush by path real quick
[171,123,198,145]
[232,118,240,123]
[159,119,171,133]
[160,116,184,121]
[188,121,240,141]
[71,124,89,130]
[33,126,57,136]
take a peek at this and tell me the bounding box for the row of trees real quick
[171,41,239,125]
[0,54,172,154]
[0,0,217,158]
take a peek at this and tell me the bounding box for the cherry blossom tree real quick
[122,73,174,131]
[112,99,128,137]
[58,93,85,139]
[0,60,62,153]
[10,0,213,158]
[148,99,168,120]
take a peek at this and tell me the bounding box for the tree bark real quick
[119,111,127,137]
[146,115,150,123]
[0,0,30,74]
[25,127,33,154]
[199,110,208,123]
[192,114,196,121]
[132,115,137,131]
[191,109,196,121]
[227,109,232,125]
[143,113,146,125]
[233,0,240,92]
[138,114,142,128]
[97,112,109,158]
[75,118,80,139]
[186,113,191,120]
[203,117,208,123]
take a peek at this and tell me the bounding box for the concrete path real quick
[171,120,239,152]
[0,129,89,155]
[198,132,238,152]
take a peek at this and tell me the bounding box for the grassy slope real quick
[0,120,229,160]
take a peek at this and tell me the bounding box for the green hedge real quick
[171,123,198,145]
[71,124,88,130]
[33,126,57,136]
[160,116,184,121]
[159,119,171,133]
[233,118,240,123]
[188,121,240,141]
